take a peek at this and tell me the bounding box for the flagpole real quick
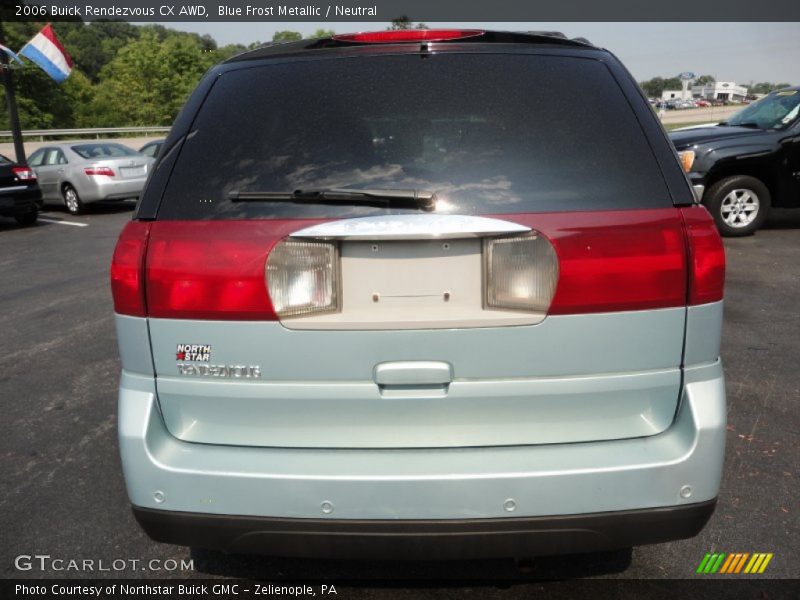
[0,21,27,164]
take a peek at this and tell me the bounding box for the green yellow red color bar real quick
[696,552,773,574]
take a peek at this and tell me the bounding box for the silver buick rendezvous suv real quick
[111,30,726,559]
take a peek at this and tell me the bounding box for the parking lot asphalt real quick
[0,204,797,590]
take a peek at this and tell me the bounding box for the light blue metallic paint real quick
[117,360,725,520]
[116,305,724,383]
[114,314,153,376]
[141,308,687,447]
[684,301,724,366]
[155,367,681,447]
[146,308,687,380]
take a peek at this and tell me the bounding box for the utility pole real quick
[0,20,26,163]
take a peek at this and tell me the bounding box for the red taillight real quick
[130,208,717,321]
[85,166,115,177]
[110,221,151,317]
[680,206,726,305]
[508,209,688,314]
[145,220,326,320]
[12,166,36,181]
[333,29,484,44]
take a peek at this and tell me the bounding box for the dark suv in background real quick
[112,30,726,560]
[670,87,800,236]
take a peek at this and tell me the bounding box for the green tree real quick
[0,22,239,130]
[272,31,302,43]
[694,75,715,86]
[62,70,95,128]
[90,32,217,126]
[639,77,666,98]
[55,21,140,82]
[311,29,337,39]
[217,43,249,60]
[639,76,683,98]
[0,22,97,130]
[388,17,427,30]
[749,82,792,95]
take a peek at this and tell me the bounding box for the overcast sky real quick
[161,22,800,84]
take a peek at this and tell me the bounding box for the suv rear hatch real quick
[113,44,723,449]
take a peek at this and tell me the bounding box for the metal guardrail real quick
[0,126,170,141]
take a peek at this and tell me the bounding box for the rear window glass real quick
[71,143,138,159]
[159,53,671,219]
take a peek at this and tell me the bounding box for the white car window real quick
[28,149,45,167]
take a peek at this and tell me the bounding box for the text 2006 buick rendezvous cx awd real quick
[111,30,726,559]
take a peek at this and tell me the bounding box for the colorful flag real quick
[19,24,73,83]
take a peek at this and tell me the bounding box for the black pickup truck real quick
[669,87,800,236]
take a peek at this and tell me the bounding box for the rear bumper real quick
[77,176,146,203]
[118,360,725,556]
[133,500,716,559]
[0,187,41,216]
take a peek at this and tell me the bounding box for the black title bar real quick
[5,0,800,22]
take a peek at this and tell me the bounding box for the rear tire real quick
[63,185,84,215]
[14,209,38,227]
[704,175,770,237]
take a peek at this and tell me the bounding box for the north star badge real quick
[176,344,211,362]
[175,343,261,379]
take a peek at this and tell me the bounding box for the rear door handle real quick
[374,361,453,386]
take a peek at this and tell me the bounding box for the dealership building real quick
[692,81,748,102]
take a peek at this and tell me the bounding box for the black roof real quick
[225,30,597,64]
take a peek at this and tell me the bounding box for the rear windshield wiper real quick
[228,188,436,211]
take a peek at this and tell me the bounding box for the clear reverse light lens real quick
[485,234,559,312]
[267,240,339,317]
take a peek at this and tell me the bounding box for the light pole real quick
[0,20,26,164]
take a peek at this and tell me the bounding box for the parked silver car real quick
[112,30,727,560]
[138,139,164,160]
[28,142,153,214]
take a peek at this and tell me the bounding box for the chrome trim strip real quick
[290,214,531,241]
[0,185,27,194]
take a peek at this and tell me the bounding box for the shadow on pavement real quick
[189,547,633,582]
[762,208,800,230]
[39,200,136,215]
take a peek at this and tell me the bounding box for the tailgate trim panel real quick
[155,367,681,448]
[290,214,531,241]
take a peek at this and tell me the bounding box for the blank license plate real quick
[120,166,145,177]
